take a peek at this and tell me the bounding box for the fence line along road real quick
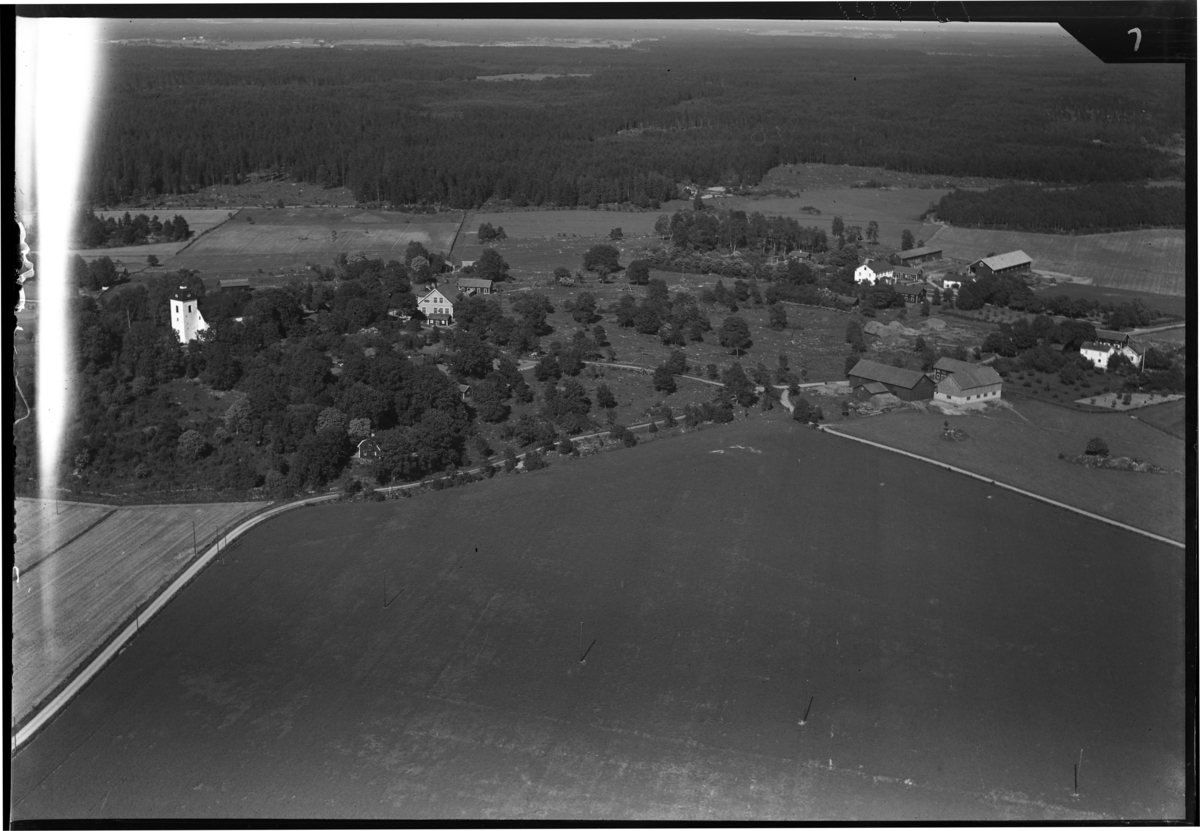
[10,492,339,752]
[819,425,1185,550]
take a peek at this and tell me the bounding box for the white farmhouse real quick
[1079,341,1115,369]
[170,287,208,344]
[417,287,455,326]
[854,260,895,285]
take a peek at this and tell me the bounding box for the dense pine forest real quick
[931,183,1187,233]
[85,34,1184,208]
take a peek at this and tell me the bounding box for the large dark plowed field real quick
[10,419,1187,821]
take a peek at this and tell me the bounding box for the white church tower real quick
[170,287,209,344]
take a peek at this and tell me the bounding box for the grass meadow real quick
[832,397,1185,541]
[928,226,1185,296]
[1030,282,1188,320]
[12,500,267,726]
[169,208,462,277]
[10,419,1184,820]
[1133,398,1188,440]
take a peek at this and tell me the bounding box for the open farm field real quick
[755,163,1010,192]
[929,226,1185,297]
[1141,326,1187,346]
[832,397,1184,541]
[169,208,462,276]
[465,209,662,241]
[12,500,267,727]
[1134,398,1188,440]
[11,419,1184,820]
[456,236,655,281]
[1030,282,1188,320]
[15,498,115,570]
[720,190,945,250]
[128,179,359,210]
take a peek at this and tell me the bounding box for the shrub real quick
[622,430,638,447]
[1085,437,1109,457]
[648,420,659,434]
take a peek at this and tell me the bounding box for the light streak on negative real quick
[17,16,102,636]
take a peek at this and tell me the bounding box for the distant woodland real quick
[931,183,1187,233]
[85,38,1184,208]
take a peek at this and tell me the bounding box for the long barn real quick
[847,359,935,401]
[970,250,1032,279]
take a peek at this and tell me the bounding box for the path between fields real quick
[819,425,1184,549]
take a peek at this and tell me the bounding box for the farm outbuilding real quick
[355,438,381,461]
[456,277,494,296]
[970,250,1032,279]
[930,356,981,382]
[847,359,935,401]
[897,246,942,265]
[934,366,1003,405]
[894,283,928,304]
[1093,328,1130,347]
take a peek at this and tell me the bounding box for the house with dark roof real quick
[894,283,928,304]
[934,365,1003,405]
[897,246,942,265]
[1093,328,1130,347]
[970,250,1032,279]
[847,359,935,401]
[457,277,494,296]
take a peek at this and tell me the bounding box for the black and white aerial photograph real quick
[10,8,1195,823]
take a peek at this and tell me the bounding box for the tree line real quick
[930,183,1186,233]
[76,209,193,248]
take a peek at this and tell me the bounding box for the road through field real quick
[11,420,1185,820]
[12,501,267,727]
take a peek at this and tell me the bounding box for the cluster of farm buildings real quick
[847,357,1003,407]
[850,247,1149,371]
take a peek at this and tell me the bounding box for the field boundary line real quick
[18,509,117,575]
[820,425,1185,549]
[171,208,241,257]
[10,495,335,752]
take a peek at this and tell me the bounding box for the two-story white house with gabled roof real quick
[854,260,895,285]
[417,287,455,326]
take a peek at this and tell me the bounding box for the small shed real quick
[355,438,381,461]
